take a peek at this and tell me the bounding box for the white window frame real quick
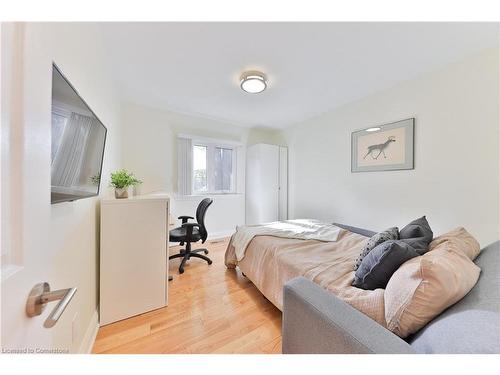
[191,141,237,195]
[177,134,241,196]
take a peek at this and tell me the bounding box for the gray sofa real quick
[282,224,500,354]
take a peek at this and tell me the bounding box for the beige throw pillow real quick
[384,230,481,338]
[428,227,480,260]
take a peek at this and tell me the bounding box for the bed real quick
[224,223,387,327]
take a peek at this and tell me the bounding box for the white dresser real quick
[99,194,170,325]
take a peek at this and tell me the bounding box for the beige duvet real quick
[225,229,387,326]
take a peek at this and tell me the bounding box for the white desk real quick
[99,194,170,325]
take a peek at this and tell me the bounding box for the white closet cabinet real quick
[246,143,288,225]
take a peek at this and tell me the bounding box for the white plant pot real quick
[114,188,129,199]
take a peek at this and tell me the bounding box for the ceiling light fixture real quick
[365,127,381,132]
[240,71,267,94]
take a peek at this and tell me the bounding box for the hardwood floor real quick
[92,237,282,354]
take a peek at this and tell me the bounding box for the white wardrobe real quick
[246,143,288,225]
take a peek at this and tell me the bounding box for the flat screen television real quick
[51,64,107,204]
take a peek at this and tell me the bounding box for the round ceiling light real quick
[240,71,267,94]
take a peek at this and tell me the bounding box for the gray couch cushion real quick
[399,216,433,255]
[410,310,500,354]
[353,240,419,290]
[409,241,500,353]
[466,241,500,313]
[354,227,399,271]
[428,241,500,315]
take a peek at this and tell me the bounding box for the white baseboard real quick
[168,229,234,247]
[208,230,234,240]
[78,310,99,354]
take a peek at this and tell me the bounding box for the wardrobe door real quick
[278,146,288,221]
[256,144,280,224]
[246,143,280,224]
[245,144,260,224]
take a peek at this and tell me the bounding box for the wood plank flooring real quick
[92,238,282,354]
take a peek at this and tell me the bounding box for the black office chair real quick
[169,198,213,274]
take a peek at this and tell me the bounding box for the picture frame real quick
[351,118,414,172]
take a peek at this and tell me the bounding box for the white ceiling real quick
[99,22,499,129]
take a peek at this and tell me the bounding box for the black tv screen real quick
[51,64,107,204]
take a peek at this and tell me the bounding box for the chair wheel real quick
[179,268,184,274]
[204,250,209,254]
[208,260,212,265]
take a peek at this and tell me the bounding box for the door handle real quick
[26,282,77,328]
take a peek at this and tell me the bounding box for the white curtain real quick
[51,112,94,187]
[177,137,192,195]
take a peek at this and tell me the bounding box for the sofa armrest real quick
[282,277,414,354]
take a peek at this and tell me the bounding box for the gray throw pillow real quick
[353,240,419,290]
[353,227,399,271]
[399,216,433,255]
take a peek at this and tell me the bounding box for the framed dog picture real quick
[351,118,414,172]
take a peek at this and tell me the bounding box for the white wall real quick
[285,48,499,247]
[247,127,287,147]
[48,24,123,353]
[1,22,122,353]
[121,102,283,237]
[172,195,245,238]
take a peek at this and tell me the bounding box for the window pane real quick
[51,113,68,163]
[193,145,207,192]
[214,147,233,191]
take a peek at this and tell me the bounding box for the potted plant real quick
[90,174,101,186]
[109,169,142,199]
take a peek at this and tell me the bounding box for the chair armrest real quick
[178,215,195,224]
[181,223,199,228]
[282,277,414,354]
[182,222,199,242]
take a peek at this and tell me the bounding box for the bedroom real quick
[1,0,499,372]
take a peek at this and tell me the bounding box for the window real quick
[214,147,233,192]
[178,135,239,195]
[51,108,69,162]
[193,145,207,192]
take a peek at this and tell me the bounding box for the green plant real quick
[90,174,101,186]
[109,169,142,189]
